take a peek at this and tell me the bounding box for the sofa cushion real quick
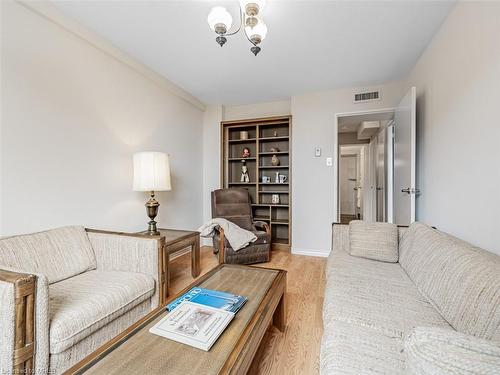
[405,327,500,375]
[49,270,154,354]
[324,252,450,338]
[399,222,500,342]
[321,320,406,375]
[349,220,399,262]
[0,226,96,284]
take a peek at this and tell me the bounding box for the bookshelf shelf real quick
[259,136,289,141]
[259,151,289,155]
[259,165,289,169]
[228,138,257,143]
[259,191,289,194]
[228,157,256,161]
[222,116,292,251]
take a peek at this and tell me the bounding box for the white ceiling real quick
[338,111,394,133]
[51,1,454,106]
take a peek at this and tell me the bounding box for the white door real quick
[340,155,357,216]
[376,128,386,222]
[393,87,417,225]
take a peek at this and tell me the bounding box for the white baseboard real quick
[291,247,330,258]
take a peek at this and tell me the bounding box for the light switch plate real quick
[326,157,333,166]
[315,147,321,157]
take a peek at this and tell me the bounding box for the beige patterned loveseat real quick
[0,226,165,374]
[321,221,500,374]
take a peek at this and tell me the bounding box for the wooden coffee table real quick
[67,264,286,375]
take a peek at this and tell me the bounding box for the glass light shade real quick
[239,0,266,14]
[207,6,232,32]
[133,152,171,192]
[245,19,268,42]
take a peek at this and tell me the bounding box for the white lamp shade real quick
[245,18,268,41]
[133,152,171,192]
[207,6,232,31]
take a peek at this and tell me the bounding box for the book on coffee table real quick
[149,301,234,351]
[166,287,247,314]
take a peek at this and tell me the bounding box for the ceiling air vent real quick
[354,91,380,103]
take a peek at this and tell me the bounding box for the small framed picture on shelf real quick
[271,194,280,204]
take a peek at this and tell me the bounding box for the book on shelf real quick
[149,301,234,351]
[167,287,247,314]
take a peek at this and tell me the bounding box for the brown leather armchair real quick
[211,188,271,264]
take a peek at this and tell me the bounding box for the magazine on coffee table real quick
[166,287,247,313]
[149,301,234,351]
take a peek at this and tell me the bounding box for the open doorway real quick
[336,110,395,224]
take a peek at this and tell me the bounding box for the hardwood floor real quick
[169,246,327,375]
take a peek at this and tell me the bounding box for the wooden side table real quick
[136,229,200,302]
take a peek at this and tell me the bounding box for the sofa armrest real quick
[331,222,349,255]
[405,327,500,375]
[86,229,166,308]
[0,268,50,375]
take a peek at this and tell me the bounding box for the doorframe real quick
[339,144,368,220]
[334,107,396,223]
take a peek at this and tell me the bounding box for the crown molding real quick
[17,1,206,111]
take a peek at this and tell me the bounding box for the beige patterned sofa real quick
[0,226,165,374]
[321,221,500,374]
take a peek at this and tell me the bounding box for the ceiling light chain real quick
[207,1,268,56]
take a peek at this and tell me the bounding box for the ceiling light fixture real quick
[207,1,268,56]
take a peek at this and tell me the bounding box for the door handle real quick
[402,188,421,194]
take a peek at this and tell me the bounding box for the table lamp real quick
[133,151,171,235]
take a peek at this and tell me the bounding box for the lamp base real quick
[145,191,160,235]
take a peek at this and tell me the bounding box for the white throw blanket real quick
[198,218,257,251]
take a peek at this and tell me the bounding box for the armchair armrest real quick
[253,221,271,235]
[86,229,166,308]
[0,268,50,375]
[214,227,226,265]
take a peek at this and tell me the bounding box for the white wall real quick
[407,1,500,254]
[201,105,223,245]
[291,81,406,255]
[224,100,291,121]
[201,83,406,256]
[0,1,204,235]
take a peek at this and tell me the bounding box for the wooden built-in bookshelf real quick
[221,116,292,251]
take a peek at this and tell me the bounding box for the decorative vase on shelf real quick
[271,155,280,166]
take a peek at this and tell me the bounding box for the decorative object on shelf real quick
[242,147,251,158]
[239,130,249,140]
[270,147,280,153]
[279,174,287,184]
[275,171,280,183]
[273,130,278,137]
[271,194,280,204]
[207,1,268,56]
[271,154,280,166]
[133,151,171,235]
[262,176,270,183]
[241,160,250,183]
